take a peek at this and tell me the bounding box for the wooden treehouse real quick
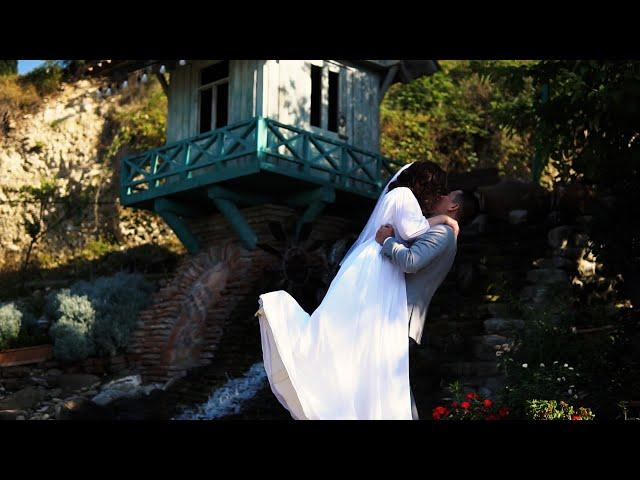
[89,60,440,382]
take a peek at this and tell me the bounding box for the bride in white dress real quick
[256,161,455,420]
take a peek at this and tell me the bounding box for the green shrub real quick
[46,273,154,362]
[70,272,153,356]
[0,303,22,350]
[49,316,93,362]
[19,61,63,97]
[47,290,96,362]
[0,60,17,76]
[526,399,595,420]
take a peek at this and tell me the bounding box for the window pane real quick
[201,60,229,86]
[199,87,213,133]
[216,82,229,128]
[310,65,322,127]
[328,70,339,132]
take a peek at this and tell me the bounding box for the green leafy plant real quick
[381,60,538,179]
[0,303,22,350]
[47,290,96,362]
[46,272,154,362]
[526,400,595,420]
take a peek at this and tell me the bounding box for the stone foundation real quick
[127,203,352,383]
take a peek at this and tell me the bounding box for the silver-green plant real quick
[0,302,22,350]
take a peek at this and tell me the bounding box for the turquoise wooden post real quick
[256,116,267,165]
[210,196,258,250]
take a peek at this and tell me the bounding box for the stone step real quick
[532,256,576,270]
[526,268,570,284]
[483,318,526,335]
[426,320,485,337]
[439,361,500,378]
[471,334,515,361]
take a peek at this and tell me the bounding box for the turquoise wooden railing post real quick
[184,143,192,180]
[256,116,267,165]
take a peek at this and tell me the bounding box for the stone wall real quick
[0,79,176,270]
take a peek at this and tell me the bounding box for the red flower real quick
[434,406,448,416]
[461,401,471,409]
[483,399,493,408]
[451,401,459,408]
[432,411,441,420]
[571,415,583,421]
[498,407,509,417]
[466,392,478,400]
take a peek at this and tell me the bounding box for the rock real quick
[473,334,514,360]
[520,285,550,303]
[509,209,528,225]
[91,375,162,407]
[47,388,62,399]
[53,373,101,393]
[526,268,570,284]
[548,226,573,249]
[484,318,526,335]
[0,409,27,420]
[483,376,506,393]
[486,303,511,317]
[577,258,597,278]
[0,386,46,411]
[55,396,90,420]
[478,387,493,399]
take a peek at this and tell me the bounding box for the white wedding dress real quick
[257,164,431,420]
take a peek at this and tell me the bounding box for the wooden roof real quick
[85,59,439,83]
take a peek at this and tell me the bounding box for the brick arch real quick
[127,204,353,384]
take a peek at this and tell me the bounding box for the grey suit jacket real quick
[381,224,457,345]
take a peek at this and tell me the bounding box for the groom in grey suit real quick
[375,189,479,419]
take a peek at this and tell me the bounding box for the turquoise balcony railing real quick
[120,117,402,207]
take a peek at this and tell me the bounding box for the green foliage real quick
[103,80,167,163]
[380,60,538,178]
[69,272,154,356]
[499,60,640,301]
[46,273,154,362]
[526,399,595,420]
[47,289,96,362]
[19,60,63,96]
[0,60,18,76]
[0,303,22,350]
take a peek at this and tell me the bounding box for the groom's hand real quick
[375,225,394,245]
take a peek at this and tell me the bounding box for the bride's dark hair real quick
[387,161,448,214]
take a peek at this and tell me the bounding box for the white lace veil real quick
[339,162,414,266]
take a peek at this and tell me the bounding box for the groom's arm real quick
[381,225,453,274]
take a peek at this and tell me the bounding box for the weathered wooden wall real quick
[166,60,383,153]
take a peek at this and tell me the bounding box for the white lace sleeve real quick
[391,187,431,241]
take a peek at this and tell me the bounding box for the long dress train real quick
[257,186,430,420]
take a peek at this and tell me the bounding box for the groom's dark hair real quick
[454,190,480,227]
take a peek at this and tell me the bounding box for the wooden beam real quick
[209,197,258,250]
[284,186,335,208]
[207,185,275,206]
[155,209,200,254]
[154,198,207,218]
[295,199,329,240]
[156,72,170,97]
[379,64,399,104]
